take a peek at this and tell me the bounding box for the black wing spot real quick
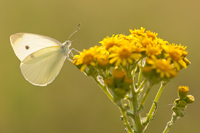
[25,45,29,50]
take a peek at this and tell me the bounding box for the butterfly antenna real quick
[68,23,81,40]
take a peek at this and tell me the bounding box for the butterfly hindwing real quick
[20,46,66,86]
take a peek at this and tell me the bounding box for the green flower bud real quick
[104,78,114,88]
[185,95,195,104]
[123,77,133,88]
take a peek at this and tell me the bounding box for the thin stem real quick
[163,112,178,133]
[137,79,147,93]
[138,85,151,111]
[94,77,114,102]
[137,60,143,86]
[131,90,142,133]
[119,104,133,133]
[146,81,167,124]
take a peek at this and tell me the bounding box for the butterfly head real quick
[62,39,71,50]
[62,40,73,58]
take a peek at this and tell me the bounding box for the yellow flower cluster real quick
[73,28,193,132]
[73,27,190,80]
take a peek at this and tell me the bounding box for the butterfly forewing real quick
[20,46,66,86]
[10,33,62,61]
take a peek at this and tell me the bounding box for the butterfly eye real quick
[25,45,30,50]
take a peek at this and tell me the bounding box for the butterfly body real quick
[10,33,72,86]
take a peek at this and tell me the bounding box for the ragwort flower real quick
[73,47,97,71]
[145,30,158,40]
[72,27,191,133]
[97,51,109,67]
[145,43,163,56]
[129,27,145,36]
[99,34,121,50]
[143,56,177,78]
[162,43,188,70]
[109,43,142,66]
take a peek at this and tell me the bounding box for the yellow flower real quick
[128,27,146,45]
[145,43,162,56]
[162,43,188,70]
[99,34,121,50]
[145,30,158,40]
[73,47,97,71]
[141,37,155,48]
[129,27,145,36]
[109,43,142,66]
[118,34,137,43]
[144,56,177,78]
[131,44,145,53]
[97,52,109,67]
[157,38,168,45]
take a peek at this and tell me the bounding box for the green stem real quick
[146,81,167,124]
[138,85,151,111]
[119,104,133,133]
[137,79,147,93]
[94,76,114,102]
[131,90,143,133]
[137,60,143,86]
[163,112,178,133]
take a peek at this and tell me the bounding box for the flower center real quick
[119,48,131,58]
[83,53,94,64]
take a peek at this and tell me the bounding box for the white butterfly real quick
[10,33,74,86]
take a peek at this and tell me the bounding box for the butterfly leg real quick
[67,48,80,62]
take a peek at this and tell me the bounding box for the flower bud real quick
[113,68,126,83]
[123,77,133,88]
[124,77,133,85]
[178,86,189,99]
[113,69,126,79]
[185,95,195,104]
[104,78,114,88]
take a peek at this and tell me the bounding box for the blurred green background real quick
[0,0,199,132]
